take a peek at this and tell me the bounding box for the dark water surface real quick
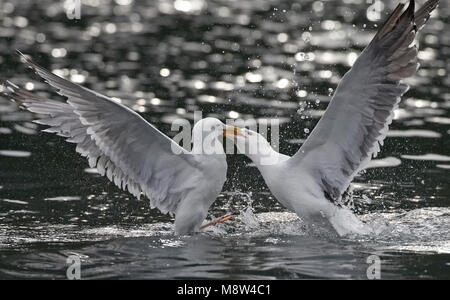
[0,0,449,279]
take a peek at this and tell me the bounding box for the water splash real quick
[237,192,259,230]
[222,191,259,231]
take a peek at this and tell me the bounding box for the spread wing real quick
[3,53,203,215]
[289,0,439,201]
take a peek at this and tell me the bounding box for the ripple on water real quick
[386,129,442,138]
[0,150,31,157]
[44,196,81,202]
[426,117,450,125]
[0,127,12,134]
[13,124,37,135]
[2,199,28,205]
[84,168,100,174]
[365,157,401,169]
[401,153,450,161]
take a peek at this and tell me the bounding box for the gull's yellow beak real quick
[222,126,243,138]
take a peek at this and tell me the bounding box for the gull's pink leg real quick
[200,213,232,230]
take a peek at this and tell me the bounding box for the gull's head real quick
[229,128,281,166]
[192,117,242,154]
[193,117,244,139]
[230,128,270,155]
[193,117,226,138]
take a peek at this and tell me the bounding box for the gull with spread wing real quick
[3,53,242,235]
[230,0,440,235]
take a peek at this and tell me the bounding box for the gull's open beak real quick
[222,126,245,138]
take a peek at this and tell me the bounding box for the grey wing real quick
[289,0,438,201]
[3,56,202,215]
[414,0,439,30]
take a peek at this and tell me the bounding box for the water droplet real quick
[276,78,290,89]
[228,111,239,119]
[277,32,288,43]
[296,90,308,97]
[302,32,311,43]
[295,52,306,61]
[160,68,170,77]
[25,82,34,90]
[51,48,67,58]
[150,98,161,105]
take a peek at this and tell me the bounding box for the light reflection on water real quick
[0,0,449,279]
